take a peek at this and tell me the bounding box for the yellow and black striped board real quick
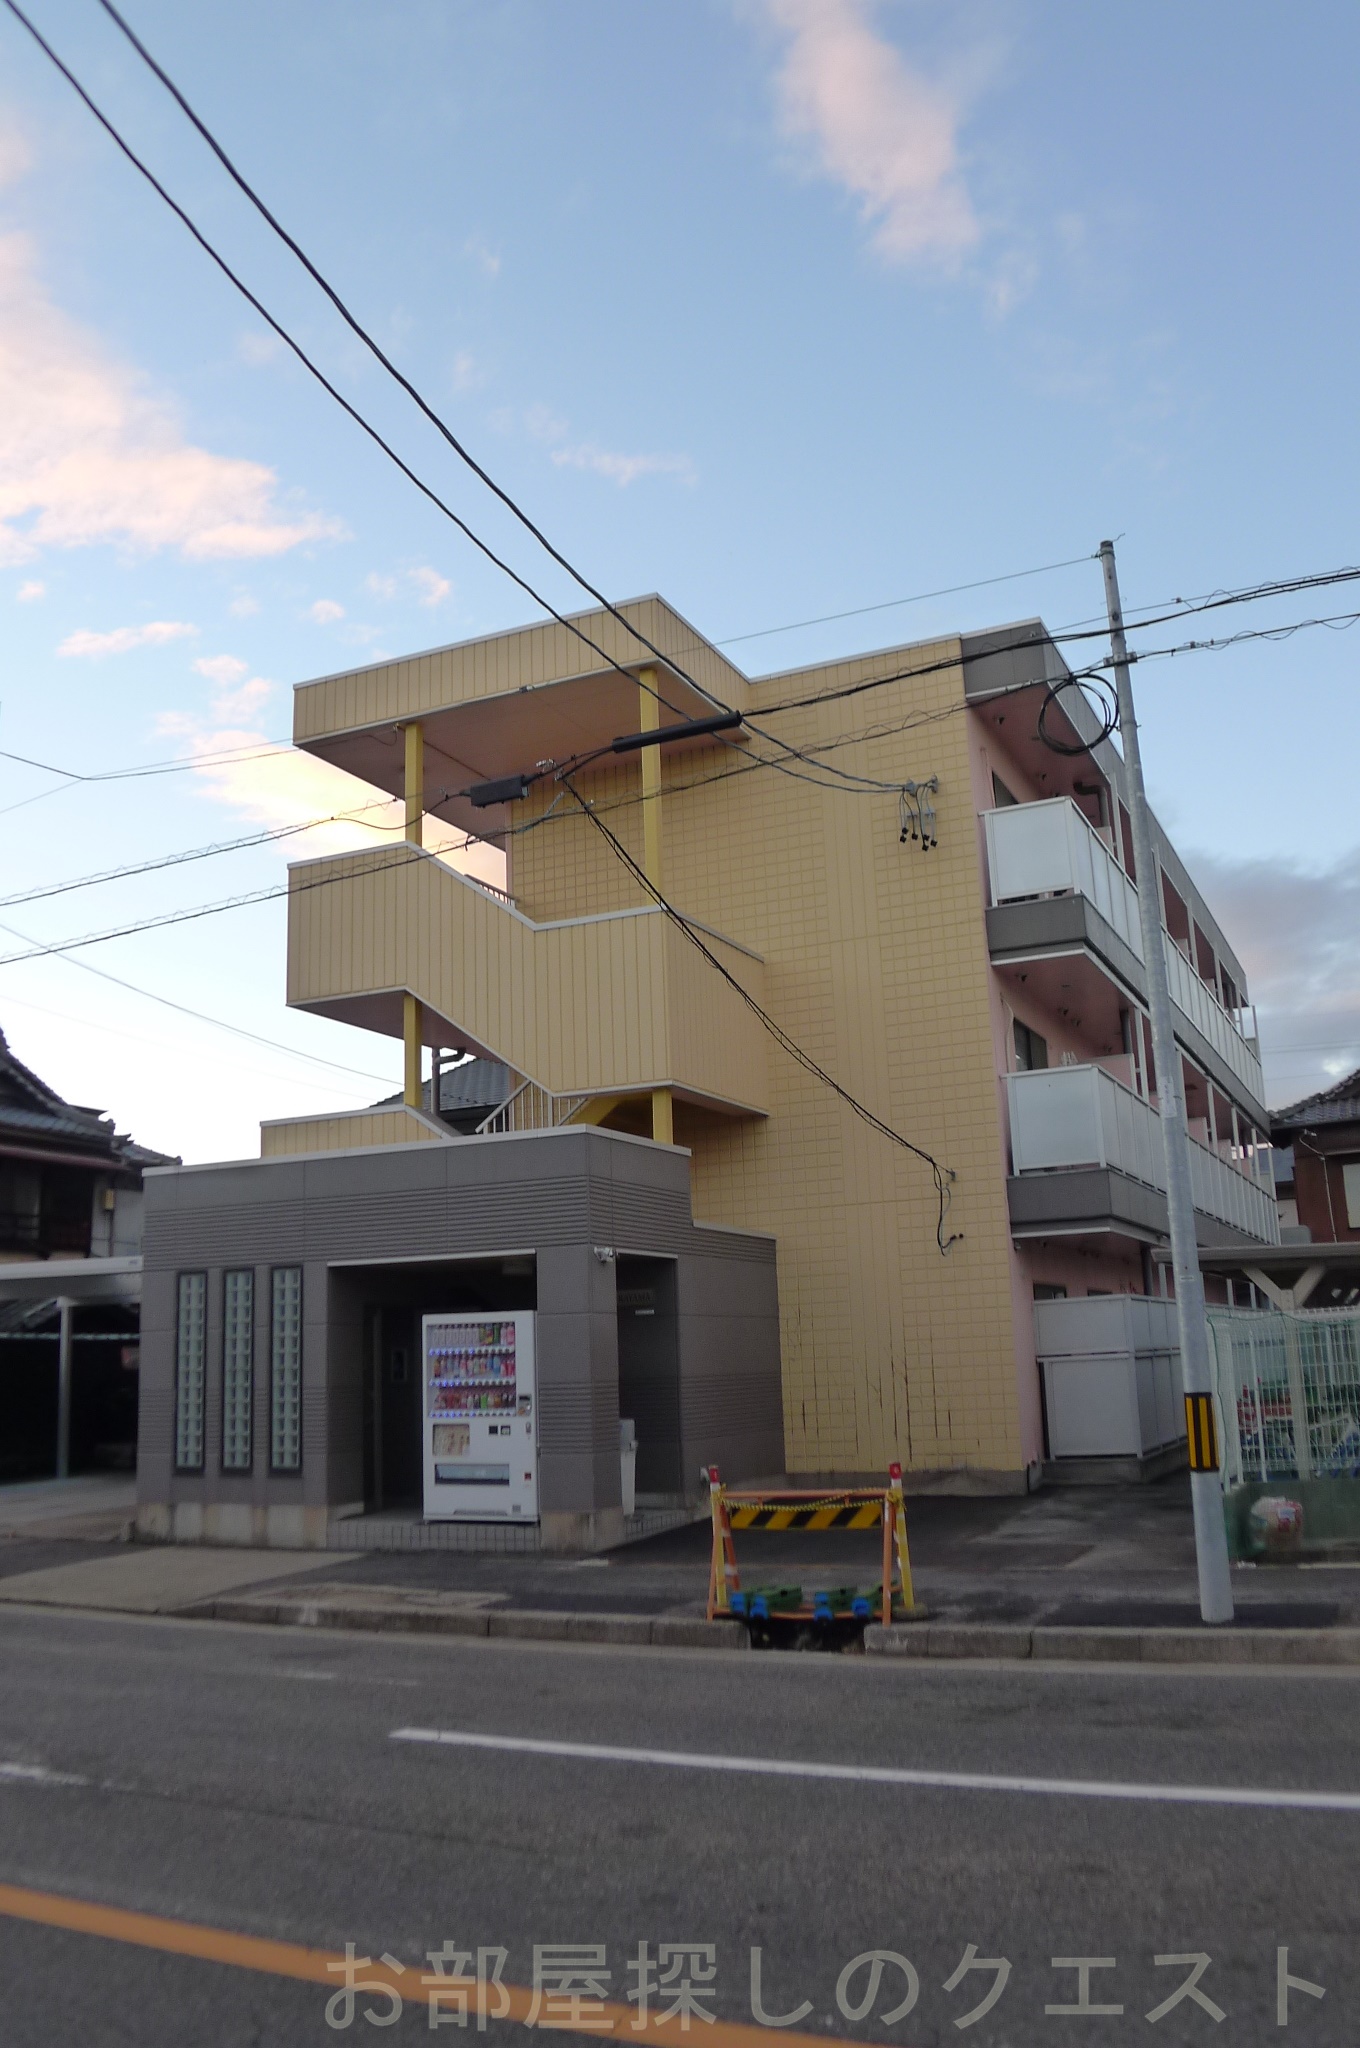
[727,1498,882,1531]
[1185,1393,1220,1473]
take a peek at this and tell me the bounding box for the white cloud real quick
[0,230,345,564]
[523,402,569,445]
[157,699,507,893]
[763,0,979,265]
[210,674,274,723]
[1190,845,1360,1108]
[450,349,481,393]
[58,619,197,658]
[520,402,691,488]
[194,653,249,687]
[464,234,501,279]
[237,329,284,367]
[16,577,43,601]
[366,566,452,607]
[228,593,259,618]
[410,566,451,607]
[550,444,695,488]
[309,598,345,624]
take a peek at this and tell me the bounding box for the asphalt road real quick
[0,1607,1356,2045]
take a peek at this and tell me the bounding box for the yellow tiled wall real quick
[260,1106,444,1156]
[512,639,1026,1478]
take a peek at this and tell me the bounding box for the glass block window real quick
[270,1266,303,1472]
[174,1271,207,1472]
[221,1269,254,1472]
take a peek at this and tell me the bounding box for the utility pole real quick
[1099,539,1235,1625]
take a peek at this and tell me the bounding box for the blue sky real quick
[1,0,1356,1160]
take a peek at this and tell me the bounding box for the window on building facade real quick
[991,772,1019,808]
[174,1271,207,1472]
[1013,1020,1048,1072]
[222,1269,254,1472]
[1344,1161,1360,1231]
[270,1266,303,1472]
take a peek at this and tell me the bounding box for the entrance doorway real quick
[345,1257,537,1513]
[363,1307,422,1509]
[616,1255,681,1498]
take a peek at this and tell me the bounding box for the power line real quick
[0,794,412,909]
[751,567,1360,719]
[0,0,702,739]
[12,5,1352,1222]
[3,601,1350,968]
[0,736,290,785]
[81,0,1360,714]
[0,736,299,820]
[0,983,387,1097]
[15,0,1360,809]
[561,779,961,1256]
[0,845,430,968]
[45,1,927,806]
[1118,607,1360,666]
[92,0,698,687]
[715,554,1096,648]
[19,6,1359,810]
[0,916,396,1083]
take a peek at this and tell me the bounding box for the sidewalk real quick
[2,1475,1358,1659]
[0,1474,136,1542]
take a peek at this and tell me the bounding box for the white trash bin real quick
[619,1418,637,1517]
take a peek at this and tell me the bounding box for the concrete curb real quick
[189,1595,748,1651]
[865,1622,1360,1666]
[175,1596,1360,1665]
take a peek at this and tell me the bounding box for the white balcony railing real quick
[985,799,1265,1104]
[1159,931,1261,1103]
[985,798,1141,955]
[1035,1294,1185,1459]
[1007,1064,1279,1244]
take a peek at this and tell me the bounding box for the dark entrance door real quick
[364,1307,422,1508]
[616,1255,682,1497]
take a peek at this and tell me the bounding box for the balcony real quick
[1006,1063,1279,1246]
[1036,1294,1185,1461]
[984,798,1265,1110]
[286,844,769,1118]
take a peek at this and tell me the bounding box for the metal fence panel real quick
[1206,1307,1360,1485]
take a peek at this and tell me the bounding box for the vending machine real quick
[421,1312,537,1522]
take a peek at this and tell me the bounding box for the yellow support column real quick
[403,992,422,1110]
[402,722,424,847]
[637,668,673,1146]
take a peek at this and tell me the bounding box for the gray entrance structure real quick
[137,1126,782,1551]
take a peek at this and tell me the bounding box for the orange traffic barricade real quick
[706,1462,915,1625]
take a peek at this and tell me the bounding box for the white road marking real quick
[0,1760,88,1787]
[389,1726,1360,1816]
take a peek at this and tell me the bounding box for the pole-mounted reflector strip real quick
[1185,1392,1220,1472]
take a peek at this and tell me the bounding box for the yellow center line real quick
[0,1883,858,2048]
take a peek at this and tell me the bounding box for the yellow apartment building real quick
[137,595,1280,1549]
